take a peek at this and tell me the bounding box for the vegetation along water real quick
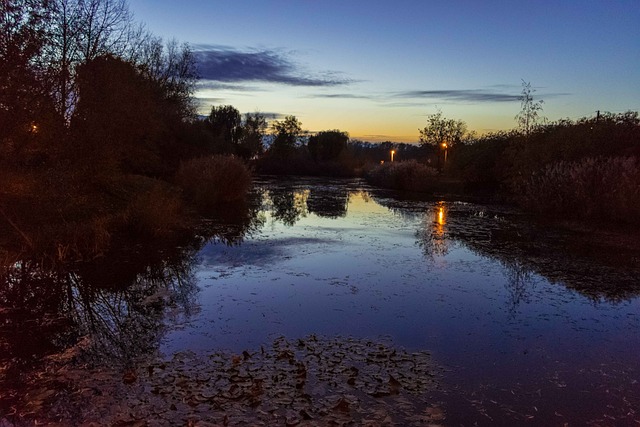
[1,0,639,425]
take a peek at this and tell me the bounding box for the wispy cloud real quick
[194,45,352,87]
[195,96,225,104]
[394,90,521,103]
[196,81,266,92]
[307,93,373,99]
[392,88,570,104]
[256,112,288,120]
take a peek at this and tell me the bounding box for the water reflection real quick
[411,199,640,304]
[500,259,536,313]
[0,200,264,414]
[3,177,640,424]
[416,203,450,258]
[267,187,309,226]
[255,181,640,305]
[256,184,349,225]
[307,187,349,219]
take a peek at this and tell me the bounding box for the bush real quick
[123,179,185,237]
[515,156,640,223]
[175,155,251,211]
[365,160,438,192]
[448,132,513,192]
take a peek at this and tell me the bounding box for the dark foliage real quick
[308,130,349,162]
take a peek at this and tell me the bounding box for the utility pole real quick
[596,110,600,122]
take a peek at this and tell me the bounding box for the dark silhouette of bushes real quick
[175,156,251,212]
[308,130,349,162]
[365,160,438,192]
[515,156,640,224]
[447,131,513,193]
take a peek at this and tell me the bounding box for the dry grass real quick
[175,155,251,211]
[365,160,438,192]
[122,179,185,238]
[516,156,640,223]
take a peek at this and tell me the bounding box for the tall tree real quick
[207,105,242,153]
[238,112,267,159]
[515,80,545,136]
[307,130,349,162]
[419,111,470,171]
[136,37,197,119]
[0,0,58,157]
[43,0,134,119]
[419,111,469,149]
[270,115,303,156]
[71,55,163,176]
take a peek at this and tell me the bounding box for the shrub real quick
[365,160,438,192]
[123,179,185,237]
[515,156,640,223]
[175,155,251,211]
[448,132,512,191]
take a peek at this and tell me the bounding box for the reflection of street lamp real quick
[390,150,396,162]
[438,207,445,225]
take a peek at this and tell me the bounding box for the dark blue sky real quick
[129,0,639,141]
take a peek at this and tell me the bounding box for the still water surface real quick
[161,177,640,424]
[2,176,639,425]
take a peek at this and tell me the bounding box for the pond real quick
[2,176,639,425]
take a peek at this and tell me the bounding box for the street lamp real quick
[390,150,396,162]
[441,142,448,164]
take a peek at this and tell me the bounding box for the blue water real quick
[159,177,640,425]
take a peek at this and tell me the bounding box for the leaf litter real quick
[9,335,445,426]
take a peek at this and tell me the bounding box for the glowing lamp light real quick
[390,150,396,162]
[438,207,445,224]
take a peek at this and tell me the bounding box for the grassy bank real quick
[0,155,251,264]
[362,112,640,225]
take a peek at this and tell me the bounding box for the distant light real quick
[30,123,38,133]
[390,150,396,162]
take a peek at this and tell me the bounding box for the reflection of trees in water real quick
[0,200,263,412]
[266,187,309,226]
[500,259,535,313]
[0,246,199,370]
[200,195,266,246]
[307,187,348,219]
[416,203,450,258]
[411,201,640,305]
[69,250,199,365]
[260,184,349,225]
[0,250,198,416]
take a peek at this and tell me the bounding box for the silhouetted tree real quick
[270,115,303,156]
[137,38,197,119]
[308,130,349,162]
[419,111,469,149]
[515,80,544,135]
[207,105,242,153]
[419,111,471,171]
[238,112,267,159]
[71,55,177,176]
[43,0,135,120]
[0,0,60,160]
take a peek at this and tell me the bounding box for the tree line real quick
[2,0,639,251]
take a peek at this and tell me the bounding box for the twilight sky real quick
[129,0,639,142]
